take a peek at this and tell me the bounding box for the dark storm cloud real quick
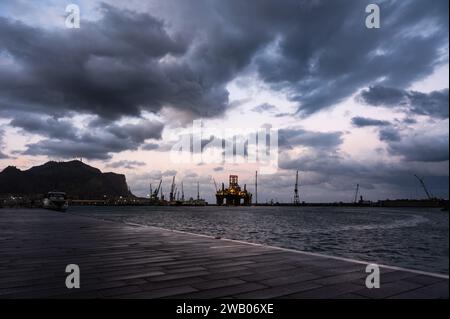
[387,133,449,162]
[105,120,164,144]
[24,138,115,160]
[0,3,228,121]
[1,0,447,122]
[358,86,449,119]
[22,119,164,160]
[106,160,146,169]
[10,114,78,139]
[279,129,343,150]
[351,117,391,127]
[245,0,449,115]
[358,86,405,106]
[162,0,447,116]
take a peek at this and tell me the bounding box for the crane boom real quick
[354,184,359,203]
[153,179,162,198]
[414,175,433,199]
[213,178,218,192]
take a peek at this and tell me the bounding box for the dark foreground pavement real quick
[0,209,448,299]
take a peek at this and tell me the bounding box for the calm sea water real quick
[70,206,449,274]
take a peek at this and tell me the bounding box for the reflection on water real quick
[70,206,449,274]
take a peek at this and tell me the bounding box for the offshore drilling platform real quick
[215,175,252,206]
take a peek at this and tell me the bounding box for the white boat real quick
[43,191,68,211]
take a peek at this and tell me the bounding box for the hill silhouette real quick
[0,160,132,199]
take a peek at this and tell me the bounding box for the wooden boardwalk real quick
[0,209,448,299]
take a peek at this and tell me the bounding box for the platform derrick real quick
[216,175,252,206]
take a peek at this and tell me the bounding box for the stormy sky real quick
[0,0,448,202]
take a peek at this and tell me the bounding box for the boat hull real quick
[43,198,68,212]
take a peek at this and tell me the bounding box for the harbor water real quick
[70,206,449,275]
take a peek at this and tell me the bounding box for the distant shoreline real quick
[1,200,448,209]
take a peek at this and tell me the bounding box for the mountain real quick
[0,160,133,199]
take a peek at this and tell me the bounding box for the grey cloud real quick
[10,114,78,139]
[358,86,406,107]
[351,117,391,127]
[359,86,449,119]
[162,170,177,176]
[141,143,160,151]
[148,170,163,180]
[105,120,164,144]
[387,133,449,162]
[0,3,228,121]
[2,0,447,123]
[251,103,278,113]
[0,129,9,159]
[22,119,164,160]
[279,129,343,150]
[184,172,198,178]
[378,128,401,142]
[279,152,448,199]
[248,0,448,115]
[132,169,177,181]
[275,112,294,118]
[402,118,418,125]
[24,139,115,160]
[106,160,146,169]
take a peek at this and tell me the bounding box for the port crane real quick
[294,170,299,205]
[152,179,162,200]
[197,182,200,200]
[354,184,360,204]
[414,175,433,200]
[255,171,258,205]
[181,182,185,201]
[169,176,176,201]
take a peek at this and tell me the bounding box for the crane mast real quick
[354,184,359,203]
[153,179,162,199]
[181,182,185,201]
[197,182,200,200]
[169,176,176,201]
[255,171,258,205]
[294,170,299,205]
